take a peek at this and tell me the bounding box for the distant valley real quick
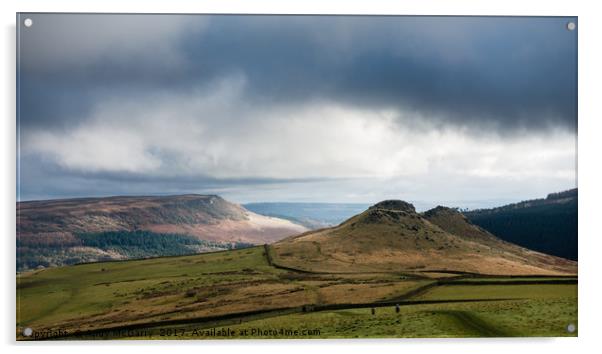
[243,202,370,229]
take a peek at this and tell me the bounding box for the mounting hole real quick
[23,18,33,28]
[566,323,576,333]
[567,22,576,31]
[23,327,33,337]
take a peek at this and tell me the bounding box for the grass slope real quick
[17,245,577,340]
[17,246,425,338]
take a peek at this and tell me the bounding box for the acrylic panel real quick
[16,14,578,340]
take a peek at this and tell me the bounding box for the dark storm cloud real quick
[185,16,576,132]
[19,15,577,132]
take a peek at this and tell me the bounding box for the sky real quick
[17,14,577,208]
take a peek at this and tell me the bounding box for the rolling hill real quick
[17,195,307,270]
[465,189,577,260]
[271,200,576,276]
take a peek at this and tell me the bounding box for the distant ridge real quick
[467,188,577,214]
[465,189,577,260]
[272,200,576,276]
[17,194,307,270]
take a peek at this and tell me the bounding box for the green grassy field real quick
[18,247,288,332]
[125,280,576,339]
[202,297,576,338]
[16,246,577,340]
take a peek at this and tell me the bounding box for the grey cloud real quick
[18,153,575,206]
[17,154,329,201]
[17,14,578,203]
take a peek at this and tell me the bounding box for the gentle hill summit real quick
[272,200,576,276]
[422,206,500,243]
[17,195,307,270]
